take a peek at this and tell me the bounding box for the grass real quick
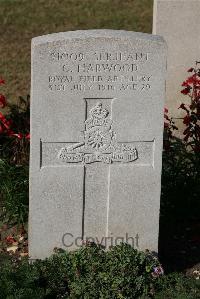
[0,0,153,101]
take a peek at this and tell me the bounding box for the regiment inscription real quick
[48,50,152,93]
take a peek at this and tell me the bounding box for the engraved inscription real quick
[76,63,138,73]
[48,50,152,93]
[51,52,149,62]
[58,102,138,164]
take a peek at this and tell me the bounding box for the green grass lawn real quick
[0,0,153,101]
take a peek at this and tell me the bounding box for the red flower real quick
[179,103,188,111]
[0,112,25,139]
[164,107,168,114]
[25,133,30,139]
[7,131,23,139]
[5,119,12,127]
[16,133,23,139]
[5,235,15,244]
[164,113,169,121]
[181,87,190,95]
[164,122,169,129]
[187,75,196,84]
[182,81,190,87]
[0,112,10,130]
[0,94,6,108]
[186,74,200,85]
[183,115,191,125]
[0,78,5,85]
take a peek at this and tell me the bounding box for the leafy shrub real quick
[160,66,200,271]
[179,64,200,152]
[0,243,163,299]
[0,78,29,225]
[0,95,30,165]
[0,78,30,165]
[0,243,199,299]
[161,139,200,219]
[160,141,200,272]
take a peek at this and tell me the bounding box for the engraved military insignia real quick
[58,102,138,164]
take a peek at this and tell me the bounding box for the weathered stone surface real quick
[30,30,167,259]
[153,0,200,129]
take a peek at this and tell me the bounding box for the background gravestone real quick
[30,30,166,259]
[153,0,200,134]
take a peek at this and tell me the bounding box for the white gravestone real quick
[153,0,200,131]
[29,30,167,259]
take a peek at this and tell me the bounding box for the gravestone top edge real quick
[32,29,166,47]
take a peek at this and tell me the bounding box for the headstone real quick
[30,30,167,259]
[153,0,200,132]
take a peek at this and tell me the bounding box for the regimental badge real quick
[58,102,138,164]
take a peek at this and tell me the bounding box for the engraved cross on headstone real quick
[41,98,153,244]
